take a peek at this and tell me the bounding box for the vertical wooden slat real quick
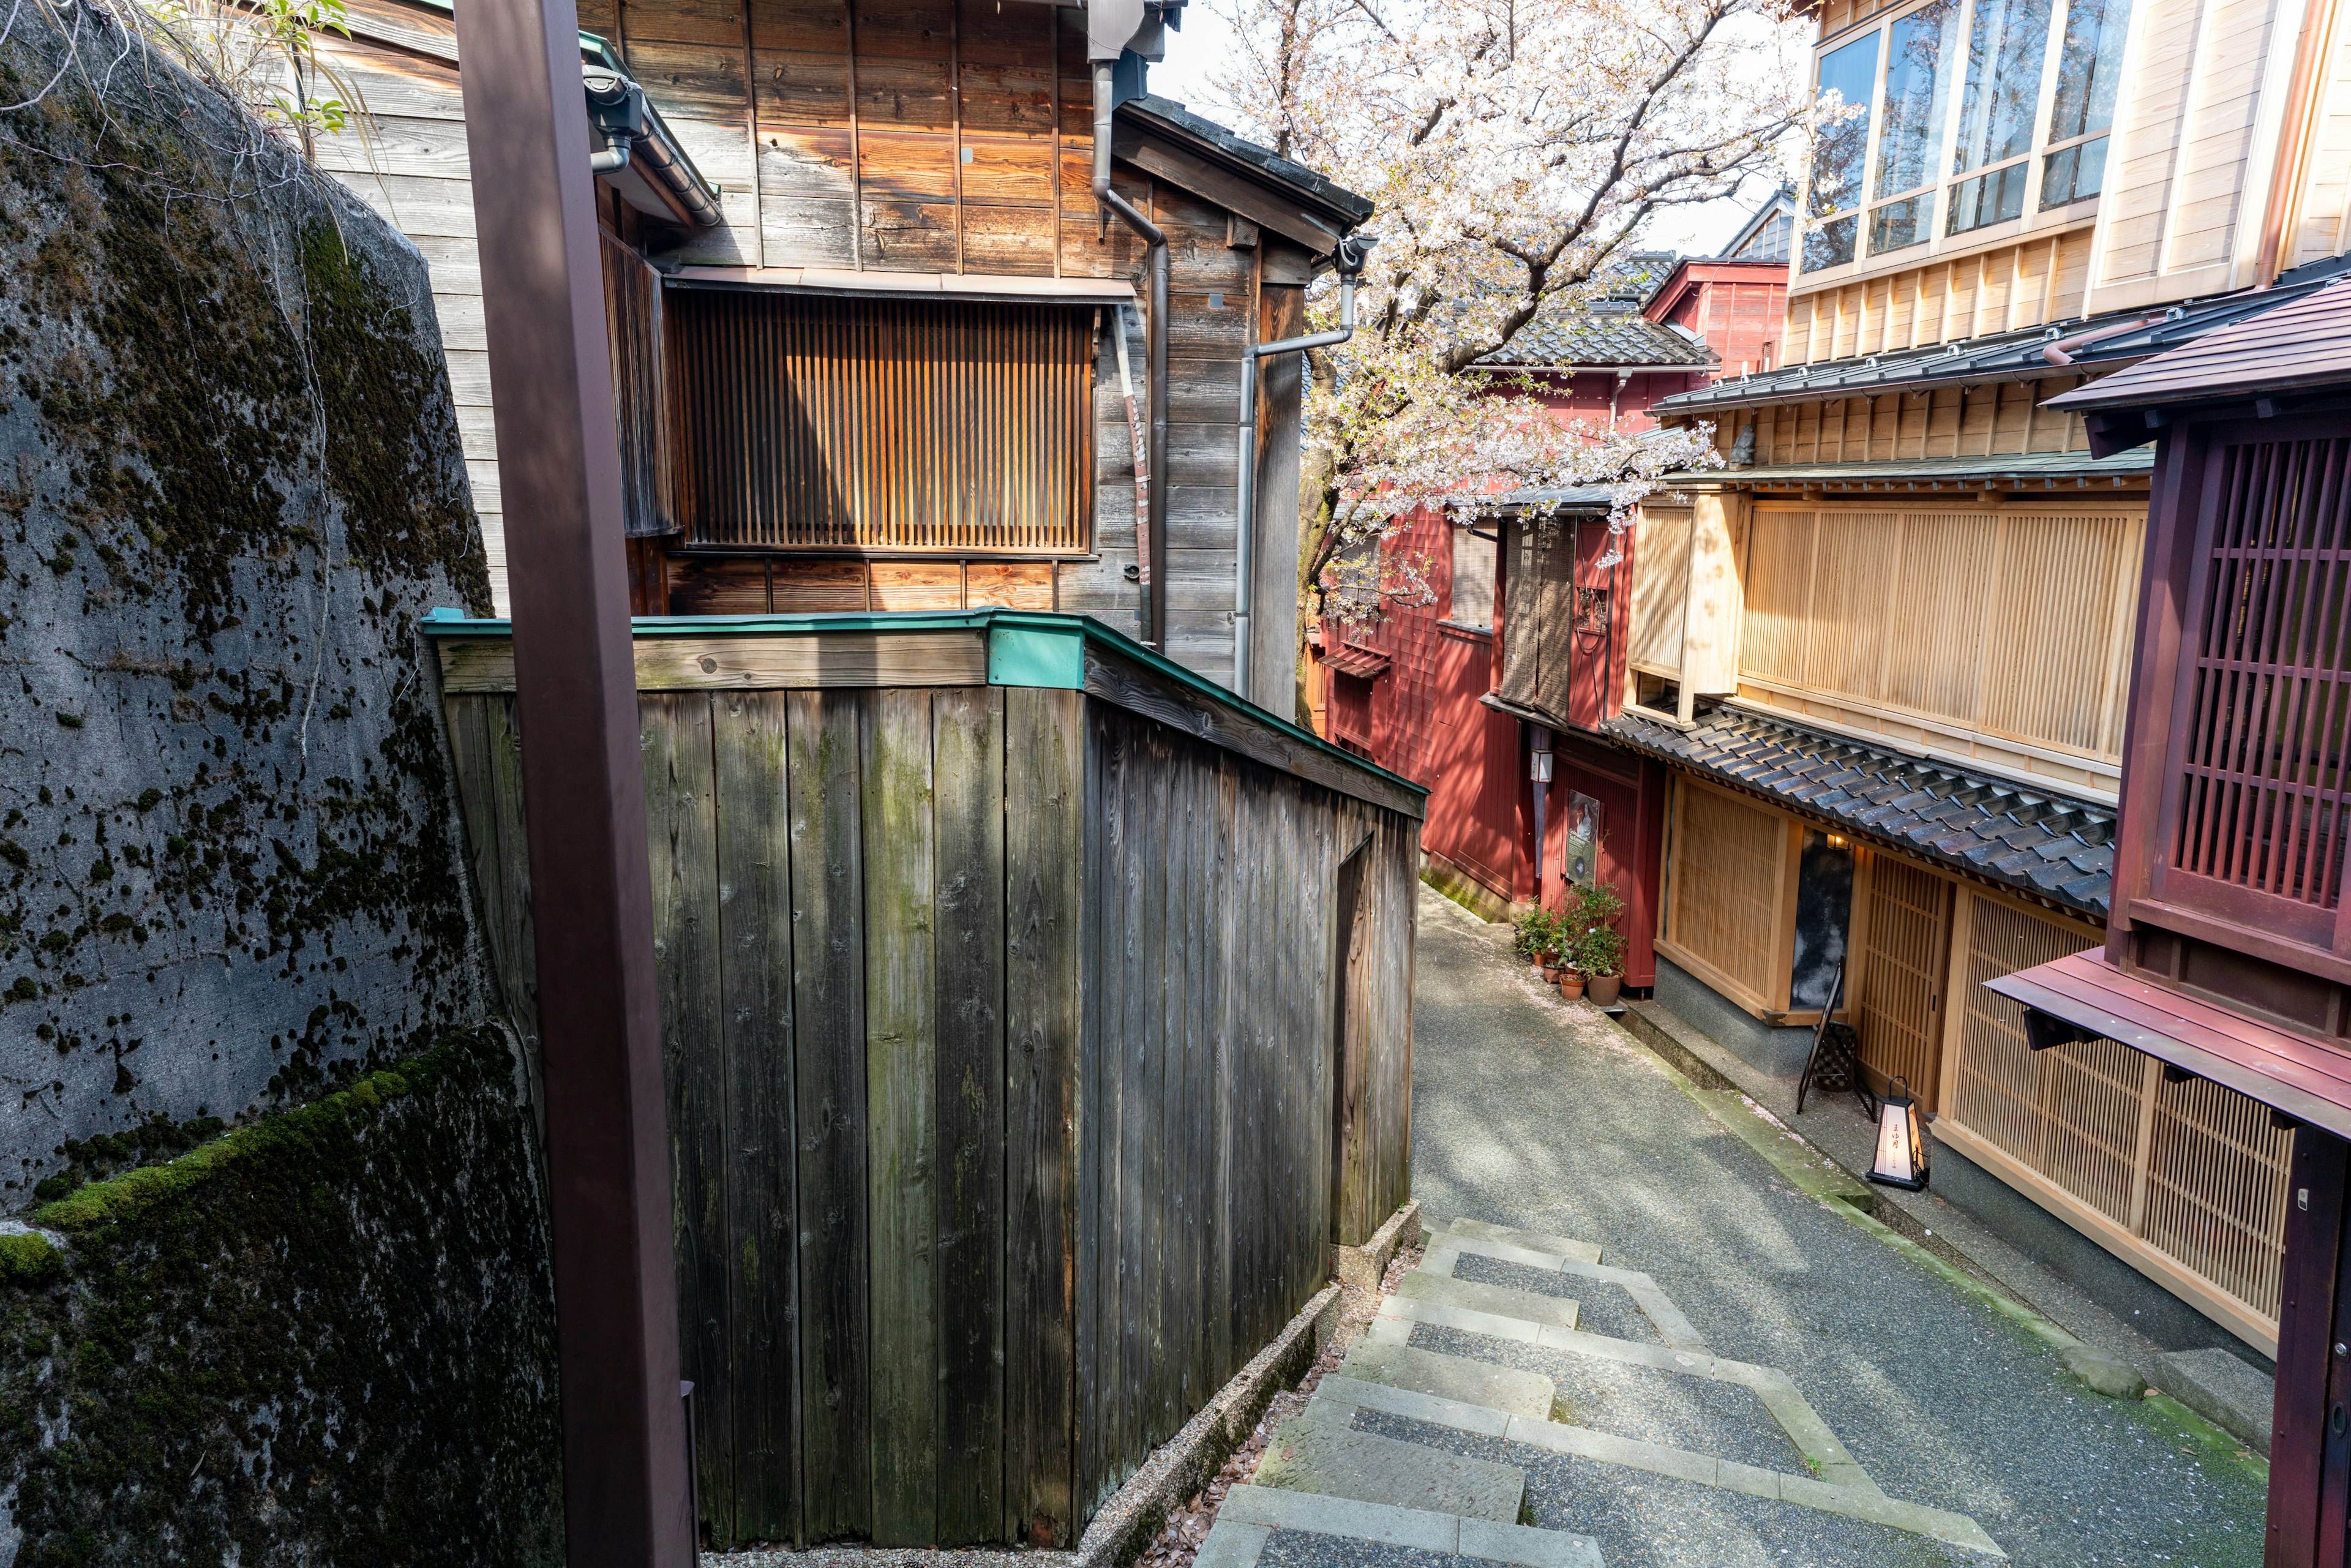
[863,688,939,1545]
[642,694,735,1540]
[787,689,870,1544]
[713,691,800,1544]
[1005,687,1082,1545]
[934,686,1006,1545]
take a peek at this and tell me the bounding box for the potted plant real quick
[1512,907,1562,981]
[1556,962,1586,1000]
[1565,882,1628,1005]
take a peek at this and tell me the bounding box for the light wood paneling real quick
[1854,854,1951,1111]
[1739,502,2143,766]
[1663,779,1793,1012]
[1629,505,1692,678]
[1940,887,2291,1344]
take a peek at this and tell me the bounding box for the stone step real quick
[1450,1217,1605,1264]
[1338,1337,1556,1420]
[1397,1267,1580,1331]
[1197,1484,1605,1568]
[1252,1405,1527,1523]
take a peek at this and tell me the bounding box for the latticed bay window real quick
[666,289,1096,555]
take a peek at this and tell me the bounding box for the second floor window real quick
[1802,0,2135,272]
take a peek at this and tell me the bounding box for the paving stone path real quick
[1297,887,2263,1568]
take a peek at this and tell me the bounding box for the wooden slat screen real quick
[1629,505,1692,676]
[669,290,1094,553]
[1941,888,2291,1338]
[1855,855,1948,1109]
[1741,503,2142,763]
[1664,781,1787,1008]
[2162,436,2351,930]
[602,233,672,538]
[1498,517,1577,723]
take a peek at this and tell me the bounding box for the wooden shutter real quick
[1498,516,1577,724]
[1662,780,1793,1011]
[602,234,672,539]
[1629,505,1691,677]
[669,290,1094,553]
[2154,429,2351,950]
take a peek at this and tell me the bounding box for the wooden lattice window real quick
[2155,431,2351,949]
[1938,888,2291,1343]
[1660,779,1791,1011]
[667,289,1095,554]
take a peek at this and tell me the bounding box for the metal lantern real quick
[1868,1076,1930,1191]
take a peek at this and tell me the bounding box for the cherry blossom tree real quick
[1205,0,1809,632]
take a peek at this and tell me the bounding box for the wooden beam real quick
[1110,127,1340,253]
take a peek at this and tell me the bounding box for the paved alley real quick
[1205,888,2270,1568]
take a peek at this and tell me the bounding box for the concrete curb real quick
[1071,1277,1349,1568]
[1333,1199,1423,1289]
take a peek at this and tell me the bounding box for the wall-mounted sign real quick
[1564,793,1602,886]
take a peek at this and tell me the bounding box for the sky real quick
[1142,5,1799,261]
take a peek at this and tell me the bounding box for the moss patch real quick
[0,1027,561,1567]
[0,1230,58,1285]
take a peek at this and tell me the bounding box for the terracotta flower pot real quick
[1587,973,1622,1007]
[1539,965,1561,983]
[1558,973,1586,1000]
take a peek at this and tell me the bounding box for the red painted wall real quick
[1311,254,1786,984]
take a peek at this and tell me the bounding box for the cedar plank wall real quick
[441,664,1417,1549]
[318,0,1299,694]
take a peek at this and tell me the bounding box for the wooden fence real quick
[427,609,1422,1550]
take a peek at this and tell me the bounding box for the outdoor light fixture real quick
[1869,1078,1929,1191]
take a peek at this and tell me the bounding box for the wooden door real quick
[1331,837,1373,1245]
[1854,855,1953,1112]
[2271,1126,2350,1568]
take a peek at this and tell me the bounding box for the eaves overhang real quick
[1113,94,1372,257]
[1657,448,2156,491]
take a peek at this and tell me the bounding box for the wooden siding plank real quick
[933,686,1007,1544]
[1005,687,1082,1544]
[438,630,989,692]
[714,691,802,1543]
[788,689,871,1543]
[863,689,940,1544]
[643,694,736,1539]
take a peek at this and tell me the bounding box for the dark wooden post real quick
[448,1,694,1563]
[2270,1126,2348,1568]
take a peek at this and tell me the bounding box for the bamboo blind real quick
[1629,505,1692,677]
[669,290,1095,553]
[1666,782,1788,1008]
[2167,436,2351,917]
[1855,857,1948,1109]
[601,233,672,539]
[1943,890,2291,1329]
[1741,504,2143,762]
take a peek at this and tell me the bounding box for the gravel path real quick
[1407,887,2267,1568]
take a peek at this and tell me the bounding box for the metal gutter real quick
[1090,62,1171,651]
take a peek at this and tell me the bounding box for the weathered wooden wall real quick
[438,619,1418,1550]
[1074,701,1417,1517]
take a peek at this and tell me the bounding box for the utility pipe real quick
[1093,64,1171,648]
[1233,233,1370,703]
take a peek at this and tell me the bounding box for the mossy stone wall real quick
[0,1027,562,1566]
[0,2,500,1194]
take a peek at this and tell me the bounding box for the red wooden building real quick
[2001,279,2351,1559]
[1313,221,1790,986]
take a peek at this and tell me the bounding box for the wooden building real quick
[1999,276,2351,1562]
[427,607,1423,1548]
[1588,0,2351,1375]
[317,0,1371,708]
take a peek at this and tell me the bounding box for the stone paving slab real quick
[1210,1485,1604,1567]
[1449,1217,1605,1264]
[1397,1267,1582,1331]
[1338,1338,1558,1419]
[1253,1406,1528,1522]
[1431,1240,1708,1351]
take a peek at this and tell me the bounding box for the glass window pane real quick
[1952,0,2055,174]
[1812,33,1881,217]
[1875,0,1962,198]
[1870,195,1931,254]
[2050,0,2132,141]
[1947,162,2030,233]
[1803,214,1861,271]
[2041,134,2109,207]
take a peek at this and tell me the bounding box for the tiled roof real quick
[2047,276,2351,416]
[1121,96,1376,224]
[1603,705,2115,915]
[1662,448,2155,489]
[1478,302,1715,369]
[1650,249,2351,416]
[1320,643,1390,678]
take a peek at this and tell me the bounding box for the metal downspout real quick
[1093,64,1171,648]
[1234,235,1370,702]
